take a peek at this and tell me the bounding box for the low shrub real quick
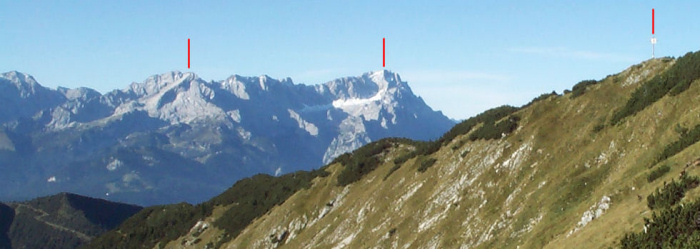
[468,115,520,141]
[523,91,558,107]
[417,157,438,173]
[570,79,598,98]
[647,164,671,183]
[656,124,700,164]
[621,195,700,248]
[335,138,414,186]
[647,173,700,210]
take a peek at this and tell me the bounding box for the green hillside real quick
[89,50,700,248]
[0,193,141,249]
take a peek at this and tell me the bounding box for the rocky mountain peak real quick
[367,69,403,89]
[128,71,198,97]
[321,70,403,101]
[58,87,102,101]
[1,71,45,98]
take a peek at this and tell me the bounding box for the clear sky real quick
[1,1,698,120]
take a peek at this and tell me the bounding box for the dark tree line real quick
[87,168,329,249]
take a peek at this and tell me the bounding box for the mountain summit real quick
[0,70,453,205]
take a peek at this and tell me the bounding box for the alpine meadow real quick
[82,51,700,248]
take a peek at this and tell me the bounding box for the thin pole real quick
[383,38,385,67]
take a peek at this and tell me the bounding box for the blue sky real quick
[1,1,698,119]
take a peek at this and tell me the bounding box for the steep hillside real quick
[216,54,698,248]
[89,51,700,248]
[0,193,141,249]
[0,70,452,205]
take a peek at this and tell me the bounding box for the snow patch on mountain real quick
[331,88,385,109]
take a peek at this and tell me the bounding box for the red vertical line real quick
[188,39,191,68]
[383,38,385,67]
[652,9,655,34]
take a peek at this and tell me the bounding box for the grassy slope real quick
[94,55,700,248]
[207,57,700,249]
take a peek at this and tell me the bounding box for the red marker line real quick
[652,9,655,34]
[188,39,191,68]
[383,38,385,67]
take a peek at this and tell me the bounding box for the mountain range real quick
[0,70,453,206]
